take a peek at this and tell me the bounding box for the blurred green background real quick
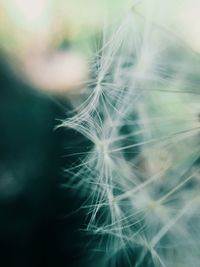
[0,0,132,53]
[0,0,199,93]
[1,0,199,54]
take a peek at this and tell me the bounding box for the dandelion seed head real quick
[63,1,200,266]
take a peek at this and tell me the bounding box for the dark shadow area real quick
[0,58,92,267]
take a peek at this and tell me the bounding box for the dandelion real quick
[63,1,200,266]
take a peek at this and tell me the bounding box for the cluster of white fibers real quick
[62,2,200,267]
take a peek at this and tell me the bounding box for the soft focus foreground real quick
[0,0,131,93]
